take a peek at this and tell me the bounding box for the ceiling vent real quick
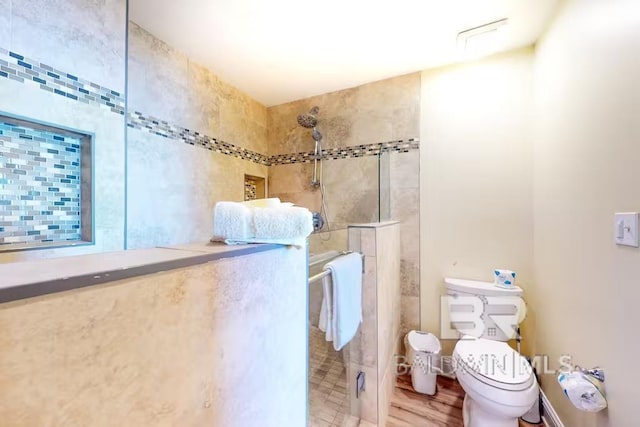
[457,18,509,59]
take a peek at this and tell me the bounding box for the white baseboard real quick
[541,389,565,427]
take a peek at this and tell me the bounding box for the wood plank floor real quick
[387,375,543,427]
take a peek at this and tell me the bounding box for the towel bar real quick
[308,251,364,285]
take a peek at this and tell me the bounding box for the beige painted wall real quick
[419,48,535,353]
[533,0,640,425]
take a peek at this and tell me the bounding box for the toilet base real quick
[463,395,519,427]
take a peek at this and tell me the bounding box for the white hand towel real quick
[213,202,252,239]
[319,274,333,342]
[253,206,313,239]
[323,253,363,351]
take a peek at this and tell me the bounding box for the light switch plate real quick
[614,212,639,247]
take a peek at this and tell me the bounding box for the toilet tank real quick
[444,277,526,342]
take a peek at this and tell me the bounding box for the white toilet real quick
[444,278,539,427]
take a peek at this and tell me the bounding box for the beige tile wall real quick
[0,246,307,427]
[128,23,267,155]
[5,0,126,91]
[0,0,127,263]
[126,22,269,249]
[347,222,401,425]
[267,74,421,333]
[267,73,420,155]
[0,0,9,46]
[390,150,421,334]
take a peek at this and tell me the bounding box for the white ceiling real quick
[129,0,559,106]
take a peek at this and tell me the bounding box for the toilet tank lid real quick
[444,277,523,296]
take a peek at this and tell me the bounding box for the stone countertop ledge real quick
[0,242,282,304]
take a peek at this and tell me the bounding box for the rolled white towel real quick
[253,206,313,239]
[213,202,252,239]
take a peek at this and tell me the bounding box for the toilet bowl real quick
[454,336,538,427]
[443,277,538,427]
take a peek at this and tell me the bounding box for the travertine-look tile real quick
[401,295,421,334]
[0,246,306,427]
[348,222,402,426]
[125,22,275,250]
[391,187,420,298]
[349,255,377,368]
[376,224,401,380]
[309,229,349,255]
[268,163,316,194]
[128,22,268,155]
[10,0,126,91]
[126,129,268,249]
[267,72,420,155]
[359,229,376,257]
[267,75,421,345]
[390,151,420,190]
[0,0,9,47]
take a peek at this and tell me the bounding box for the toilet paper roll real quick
[494,269,516,287]
[557,372,607,412]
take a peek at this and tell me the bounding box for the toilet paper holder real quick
[559,365,608,412]
[575,365,605,383]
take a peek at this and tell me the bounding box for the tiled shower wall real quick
[125,22,269,249]
[267,73,421,334]
[0,0,126,263]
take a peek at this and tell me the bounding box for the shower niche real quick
[0,114,93,250]
[244,174,265,201]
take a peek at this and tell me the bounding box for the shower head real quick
[297,114,318,129]
[296,106,320,129]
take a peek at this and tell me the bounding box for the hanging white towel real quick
[319,274,333,342]
[318,253,363,351]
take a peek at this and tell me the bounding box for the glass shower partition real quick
[305,151,391,427]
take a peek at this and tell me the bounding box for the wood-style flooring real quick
[387,375,543,427]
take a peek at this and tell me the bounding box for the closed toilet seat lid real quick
[454,337,534,391]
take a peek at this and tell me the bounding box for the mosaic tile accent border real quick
[0,47,418,167]
[0,47,125,115]
[129,112,419,166]
[269,139,420,166]
[127,111,272,166]
[0,119,84,246]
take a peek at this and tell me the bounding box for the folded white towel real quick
[213,237,307,249]
[242,198,281,208]
[318,253,363,351]
[253,206,313,239]
[213,202,252,239]
[212,200,313,246]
